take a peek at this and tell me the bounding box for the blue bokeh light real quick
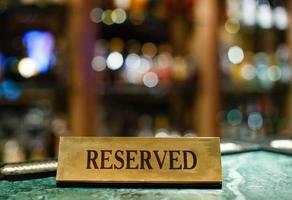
[1,79,22,101]
[0,53,4,70]
[22,30,55,73]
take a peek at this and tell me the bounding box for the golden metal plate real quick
[56,137,222,188]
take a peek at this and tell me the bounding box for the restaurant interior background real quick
[0,0,292,163]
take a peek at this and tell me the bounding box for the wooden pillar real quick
[192,0,220,136]
[67,0,99,136]
[284,1,292,135]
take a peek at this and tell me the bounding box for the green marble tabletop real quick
[1,151,292,200]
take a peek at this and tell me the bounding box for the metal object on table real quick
[221,138,292,156]
[220,140,261,155]
[263,138,292,155]
[0,159,57,180]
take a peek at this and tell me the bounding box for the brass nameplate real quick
[56,137,222,188]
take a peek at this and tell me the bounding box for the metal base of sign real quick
[56,181,222,189]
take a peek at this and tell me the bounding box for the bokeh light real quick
[89,8,103,23]
[109,37,124,52]
[227,109,243,126]
[241,64,256,80]
[273,7,289,30]
[257,64,268,81]
[25,108,45,126]
[123,54,151,84]
[91,56,106,72]
[102,10,113,25]
[1,79,22,101]
[248,112,263,131]
[22,30,55,73]
[225,18,240,34]
[141,42,157,58]
[138,57,151,74]
[143,72,159,88]
[125,53,141,69]
[240,0,256,26]
[106,52,124,70]
[256,4,273,29]
[276,45,290,61]
[228,46,244,64]
[94,39,109,55]
[114,0,131,9]
[111,8,127,24]
[156,52,173,68]
[18,57,39,78]
[124,53,142,84]
[267,65,281,82]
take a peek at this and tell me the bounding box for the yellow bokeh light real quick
[225,18,240,34]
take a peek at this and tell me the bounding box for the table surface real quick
[1,151,292,200]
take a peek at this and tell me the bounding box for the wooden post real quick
[192,0,220,136]
[67,0,99,136]
[283,1,292,135]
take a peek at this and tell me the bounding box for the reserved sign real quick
[56,137,222,188]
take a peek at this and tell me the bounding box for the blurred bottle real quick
[1,130,25,163]
[137,114,154,137]
[28,130,47,160]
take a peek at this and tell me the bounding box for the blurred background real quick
[0,0,292,162]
